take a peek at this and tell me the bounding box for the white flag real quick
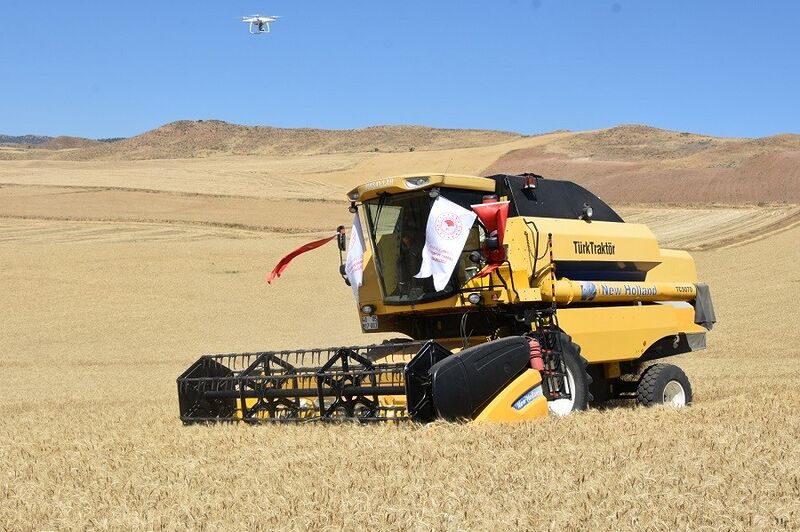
[415,196,477,291]
[344,212,365,303]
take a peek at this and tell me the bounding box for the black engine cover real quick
[430,336,530,421]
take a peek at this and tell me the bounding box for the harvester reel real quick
[244,395,301,421]
[319,372,379,420]
[178,342,422,424]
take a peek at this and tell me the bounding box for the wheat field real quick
[1,142,799,530]
[0,199,798,530]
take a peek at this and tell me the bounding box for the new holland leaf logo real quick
[580,282,597,301]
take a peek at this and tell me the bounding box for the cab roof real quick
[347,174,495,202]
[348,172,624,224]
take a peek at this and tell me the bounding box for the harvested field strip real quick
[0,216,331,240]
[0,182,344,202]
[0,219,270,244]
[0,153,362,198]
[0,134,565,198]
[618,205,800,249]
[3,184,799,251]
[0,185,350,236]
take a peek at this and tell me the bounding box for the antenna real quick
[444,158,453,174]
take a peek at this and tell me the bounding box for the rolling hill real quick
[19,120,523,160]
[1,121,798,204]
[38,136,101,150]
[483,125,800,204]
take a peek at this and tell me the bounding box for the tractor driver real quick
[396,207,426,296]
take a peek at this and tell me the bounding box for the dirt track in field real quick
[0,150,799,529]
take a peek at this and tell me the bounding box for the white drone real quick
[242,14,280,34]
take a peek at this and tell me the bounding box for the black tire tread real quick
[556,332,593,410]
[637,363,692,406]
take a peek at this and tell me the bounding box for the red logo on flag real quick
[434,212,464,240]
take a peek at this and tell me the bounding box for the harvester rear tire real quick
[544,333,593,415]
[637,364,692,407]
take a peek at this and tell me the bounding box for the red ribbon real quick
[267,229,342,284]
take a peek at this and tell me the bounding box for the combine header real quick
[178,173,715,424]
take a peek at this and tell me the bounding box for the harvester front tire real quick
[637,363,692,407]
[544,333,593,416]
[587,364,611,404]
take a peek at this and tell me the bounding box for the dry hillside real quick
[3,121,798,205]
[1,120,521,161]
[38,136,101,150]
[483,125,800,204]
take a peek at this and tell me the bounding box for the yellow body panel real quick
[474,369,549,422]
[557,304,705,363]
[528,217,662,267]
[647,249,699,283]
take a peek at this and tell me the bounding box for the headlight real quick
[404,176,430,188]
[360,304,376,315]
[348,191,360,201]
[467,293,482,305]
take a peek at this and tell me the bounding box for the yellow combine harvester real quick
[178,173,715,423]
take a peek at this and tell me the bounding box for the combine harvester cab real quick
[178,173,715,424]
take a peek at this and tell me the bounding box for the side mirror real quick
[337,225,346,251]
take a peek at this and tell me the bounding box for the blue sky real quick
[1,1,798,138]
